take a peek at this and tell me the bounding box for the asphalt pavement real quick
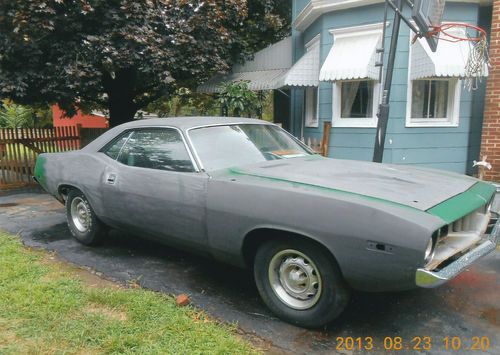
[0,189,499,354]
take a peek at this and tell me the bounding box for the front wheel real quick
[66,189,106,246]
[254,238,350,328]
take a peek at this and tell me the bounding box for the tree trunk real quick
[108,97,137,127]
[102,68,138,127]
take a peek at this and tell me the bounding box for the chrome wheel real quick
[70,197,91,233]
[268,249,322,310]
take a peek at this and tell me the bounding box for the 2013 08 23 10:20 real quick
[335,336,491,351]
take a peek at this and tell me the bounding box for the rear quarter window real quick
[101,131,132,160]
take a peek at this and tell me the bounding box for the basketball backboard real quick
[412,0,446,52]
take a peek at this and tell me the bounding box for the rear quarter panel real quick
[35,152,107,216]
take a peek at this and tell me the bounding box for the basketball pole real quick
[372,0,404,163]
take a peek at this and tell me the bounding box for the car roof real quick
[81,116,274,153]
[118,116,271,131]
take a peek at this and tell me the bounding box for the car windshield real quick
[189,124,313,171]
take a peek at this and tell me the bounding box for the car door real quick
[100,127,208,249]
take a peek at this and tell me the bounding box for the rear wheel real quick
[66,189,106,245]
[254,238,349,328]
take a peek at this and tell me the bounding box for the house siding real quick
[294,0,309,17]
[292,1,489,174]
[52,105,109,129]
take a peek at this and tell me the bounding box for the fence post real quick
[76,124,83,149]
[321,121,331,157]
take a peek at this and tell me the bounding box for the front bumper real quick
[415,217,500,288]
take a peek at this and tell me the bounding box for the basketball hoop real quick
[427,23,490,91]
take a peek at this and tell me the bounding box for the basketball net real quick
[428,23,490,91]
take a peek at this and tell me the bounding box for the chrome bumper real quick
[415,218,500,288]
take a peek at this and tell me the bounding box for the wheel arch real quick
[241,227,343,274]
[57,183,83,202]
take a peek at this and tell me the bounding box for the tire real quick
[254,238,350,328]
[65,189,106,246]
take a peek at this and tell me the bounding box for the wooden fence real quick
[0,125,107,186]
[304,121,332,157]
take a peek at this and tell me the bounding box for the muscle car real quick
[34,117,500,328]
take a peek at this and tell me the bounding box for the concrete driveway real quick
[1,189,499,354]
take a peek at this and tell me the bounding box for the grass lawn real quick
[0,232,257,354]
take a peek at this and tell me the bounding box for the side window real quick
[102,131,132,160]
[117,128,195,172]
[304,87,318,127]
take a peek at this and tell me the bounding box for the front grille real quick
[450,207,486,233]
[426,207,490,271]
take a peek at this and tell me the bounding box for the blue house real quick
[200,0,493,175]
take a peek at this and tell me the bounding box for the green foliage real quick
[261,90,274,122]
[145,85,276,119]
[32,105,54,128]
[146,87,220,117]
[218,81,259,117]
[0,1,290,126]
[0,100,33,128]
[0,100,53,128]
[0,232,256,354]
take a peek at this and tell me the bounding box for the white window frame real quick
[304,35,321,128]
[304,87,319,128]
[406,78,460,127]
[406,28,461,128]
[330,23,384,128]
[332,79,380,127]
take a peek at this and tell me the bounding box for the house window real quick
[324,23,385,128]
[340,80,375,118]
[304,87,318,127]
[411,80,449,118]
[406,25,463,127]
[332,79,379,127]
[407,78,460,127]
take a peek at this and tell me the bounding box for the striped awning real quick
[320,29,382,81]
[198,37,292,93]
[276,40,320,88]
[197,69,289,93]
[410,35,487,80]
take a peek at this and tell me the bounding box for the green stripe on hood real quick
[228,167,421,212]
[228,167,495,224]
[426,181,496,224]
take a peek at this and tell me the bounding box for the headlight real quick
[424,238,435,263]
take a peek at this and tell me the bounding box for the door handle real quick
[106,173,117,184]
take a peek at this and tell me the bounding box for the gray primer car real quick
[34,117,500,328]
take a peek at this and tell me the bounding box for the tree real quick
[0,0,290,127]
[218,81,259,117]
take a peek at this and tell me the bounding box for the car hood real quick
[228,156,480,211]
